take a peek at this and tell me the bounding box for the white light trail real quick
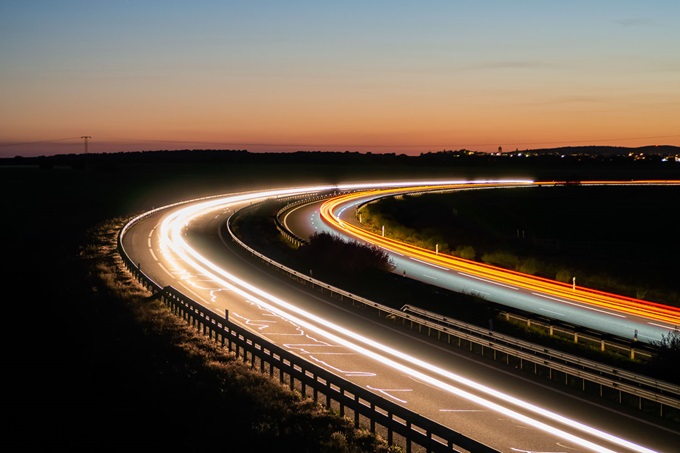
[154,181,657,453]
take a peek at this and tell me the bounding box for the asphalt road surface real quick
[121,182,679,452]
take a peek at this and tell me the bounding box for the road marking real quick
[423,274,438,280]
[439,409,486,412]
[308,357,375,377]
[409,257,449,270]
[366,386,412,403]
[177,280,213,306]
[158,262,172,277]
[648,321,675,329]
[533,293,626,318]
[284,344,346,355]
[231,313,278,331]
[459,272,519,290]
[540,308,565,317]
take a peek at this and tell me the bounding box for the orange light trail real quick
[320,181,680,326]
[151,185,662,452]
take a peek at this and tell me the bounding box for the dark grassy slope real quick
[2,161,406,452]
[2,149,677,450]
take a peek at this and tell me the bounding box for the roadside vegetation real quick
[358,186,680,307]
[232,200,495,320]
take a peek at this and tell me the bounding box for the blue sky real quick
[2,1,679,156]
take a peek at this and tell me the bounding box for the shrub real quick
[454,245,476,260]
[298,232,395,276]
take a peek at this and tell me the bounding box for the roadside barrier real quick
[264,197,680,422]
[117,207,499,453]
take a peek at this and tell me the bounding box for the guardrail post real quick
[387,412,393,445]
[339,389,345,417]
[406,420,412,453]
[354,395,360,428]
[326,381,331,408]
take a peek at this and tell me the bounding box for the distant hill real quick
[3,144,679,165]
[1,146,678,179]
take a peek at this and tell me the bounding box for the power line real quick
[0,137,81,148]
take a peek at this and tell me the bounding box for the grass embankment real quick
[83,218,399,453]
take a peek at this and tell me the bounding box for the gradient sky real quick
[2,1,679,157]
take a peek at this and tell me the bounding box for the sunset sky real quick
[2,1,679,157]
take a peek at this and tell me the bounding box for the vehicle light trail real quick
[151,181,661,453]
[319,181,680,326]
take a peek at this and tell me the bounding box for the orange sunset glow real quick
[2,2,679,157]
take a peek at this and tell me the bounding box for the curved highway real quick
[283,181,680,344]
[121,181,680,453]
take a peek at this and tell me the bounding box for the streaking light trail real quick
[319,180,680,326]
[150,180,660,453]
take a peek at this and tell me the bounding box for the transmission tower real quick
[81,136,91,154]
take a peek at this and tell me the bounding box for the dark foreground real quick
[4,149,678,450]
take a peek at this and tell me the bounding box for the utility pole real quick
[81,136,91,154]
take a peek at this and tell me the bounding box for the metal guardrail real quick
[401,305,680,409]
[273,193,334,247]
[117,202,499,453]
[116,190,680,445]
[264,196,680,418]
[157,285,498,453]
[275,192,659,359]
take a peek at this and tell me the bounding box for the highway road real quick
[120,181,680,453]
[282,182,680,345]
